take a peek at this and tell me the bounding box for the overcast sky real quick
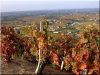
[0,0,99,12]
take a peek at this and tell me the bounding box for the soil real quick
[1,57,73,74]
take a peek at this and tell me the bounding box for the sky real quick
[0,0,99,12]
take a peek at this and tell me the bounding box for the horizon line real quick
[1,8,99,13]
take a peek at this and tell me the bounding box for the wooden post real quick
[61,60,64,70]
[40,21,43,32]
[35,21,43,74]
[35,49,41,74]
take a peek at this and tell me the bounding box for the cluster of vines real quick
[1,25,100,74]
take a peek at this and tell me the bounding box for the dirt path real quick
[1,57,72,74]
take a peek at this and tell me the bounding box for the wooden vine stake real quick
[35,21,42,74]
